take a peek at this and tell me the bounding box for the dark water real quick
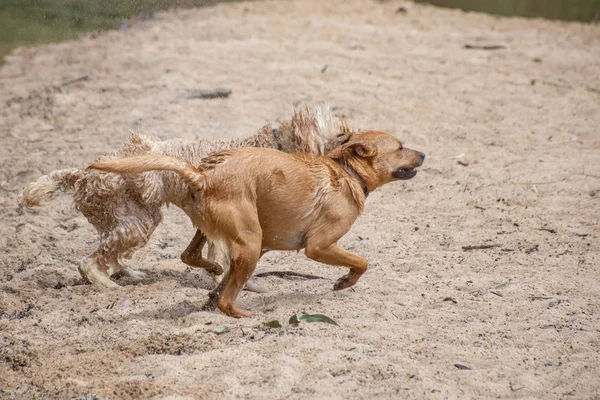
[415,0,600,22]
[0,0,236,63]
[1,0,599,64]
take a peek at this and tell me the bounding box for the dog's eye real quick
[190,191,196,201]
[398,147,403,151]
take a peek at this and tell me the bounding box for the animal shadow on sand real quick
[113,268,215,291]
[117,274,334,321]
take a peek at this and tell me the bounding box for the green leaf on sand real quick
[289,314,300,326]
[211,326,230,334]
[262,320,282,329]
[253,320,282,330]
[289,313,338,326]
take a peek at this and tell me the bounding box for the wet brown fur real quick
[90,131,425,317]
[19,106,350,289]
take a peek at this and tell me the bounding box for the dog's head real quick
[329,130,424,191]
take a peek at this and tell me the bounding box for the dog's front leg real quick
[304,243,368,290]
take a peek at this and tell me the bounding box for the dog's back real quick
[204,148,364,252]
[19,134,156,207]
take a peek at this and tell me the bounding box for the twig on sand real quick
[542,80,571,89]
[578,173,600,179]
[255,271,325,280]
[182,88,232,99]
[454,363,472,370]
[510,382,525,392]
[443,297,457,304]
[464,44,506,50]
[54,74,89,88]
[462,244,500,251]
[529,296,553,301]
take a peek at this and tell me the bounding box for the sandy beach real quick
[0,0,599,398]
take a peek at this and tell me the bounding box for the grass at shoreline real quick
[0,0,241,63]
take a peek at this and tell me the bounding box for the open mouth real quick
[392,167,418,180]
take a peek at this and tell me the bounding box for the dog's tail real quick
[19,168,83,208]
[89,154,205,191]
[312,103,350,140]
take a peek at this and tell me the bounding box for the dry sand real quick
[1,0,599,398]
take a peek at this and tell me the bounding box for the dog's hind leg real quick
[79,250,145,288]
[108,260,147,280]
[205,239,268,294]
[180,229,223,275]
[78,218,157,288]
[78,206,161,287]
[212,242,261,317]
[118,264,147,280]
[208,206,263,318]
[78,251,120,289]
[181,230,266,293]
[77,239,145,288]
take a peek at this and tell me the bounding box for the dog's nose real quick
[419,152,425,160]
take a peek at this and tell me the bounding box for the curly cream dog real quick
[90,131,425,317]
[19,106,349,289]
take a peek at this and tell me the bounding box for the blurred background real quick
[1,0,599,64]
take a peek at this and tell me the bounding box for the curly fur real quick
[20,104,351,289]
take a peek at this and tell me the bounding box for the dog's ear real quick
[335,132,351,145]
[324,132,351,153]
[342,138,378,158]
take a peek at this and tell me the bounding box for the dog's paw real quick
[223,305,256,318]
[121,267,147,280]
[243,280,268,294]
[202,297,219,311]
[333,274,352,291]
[78,263,121,289]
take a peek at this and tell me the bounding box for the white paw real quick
[121,267,147,280]
[244,280,268,294]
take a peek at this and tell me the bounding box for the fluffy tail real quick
[284,104,352,156]
[19,168,82,208]
[312,104,350,141]
[88,154,205,191]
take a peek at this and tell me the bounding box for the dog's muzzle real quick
[393,151,424,180]
[392,168,418,180]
